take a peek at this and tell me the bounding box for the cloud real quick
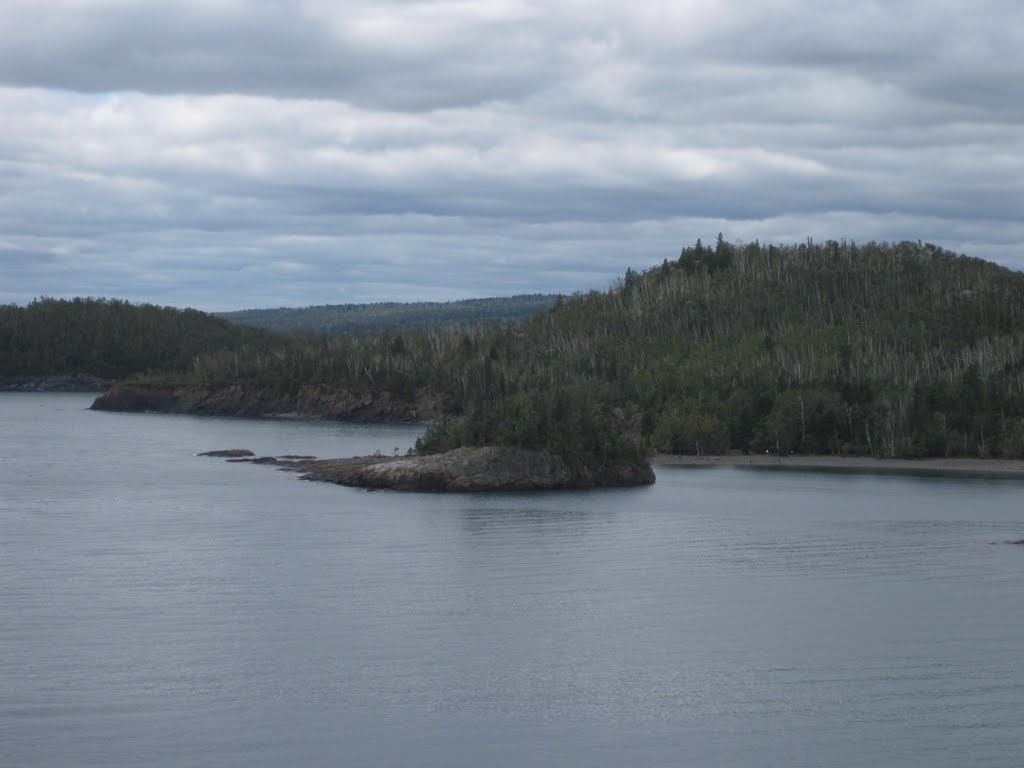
[0,0,1021,309]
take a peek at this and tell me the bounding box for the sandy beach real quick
[652,453,1024,478]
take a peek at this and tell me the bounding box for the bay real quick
[2,393,1023,767]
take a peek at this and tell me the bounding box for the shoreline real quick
[0,374,115,393]
[90,382,441,423]
[208,447,655,492]
[651,454,1024,478]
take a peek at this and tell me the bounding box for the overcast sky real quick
[2,0,1022,310]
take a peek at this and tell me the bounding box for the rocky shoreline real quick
[1,374,116,392]
[92,382,441,423]
[652,453,1024,478]
[205,446,656,492]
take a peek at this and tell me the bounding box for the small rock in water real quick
[198,449,255,457]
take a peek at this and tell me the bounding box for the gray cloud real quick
[0,0,560,109]
[0,0,1021,309]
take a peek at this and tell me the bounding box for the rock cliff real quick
[91,383,441,423]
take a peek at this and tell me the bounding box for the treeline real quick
[411,238,1024,461]
[8,240,1024,463]
[0,297,272,380]
[147,239,1024,460]
[218,295,559,335]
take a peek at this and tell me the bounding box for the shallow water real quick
[2,393,1023,766]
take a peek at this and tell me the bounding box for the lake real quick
[2,392,1023,767]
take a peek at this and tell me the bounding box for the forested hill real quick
[218,295,559,335]
[0,297,269,380]
[414,239,1024,461]
[12,240,1024,463]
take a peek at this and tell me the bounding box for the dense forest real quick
[219,295,559,335]
[0,297,270,380]
[6,239,1024,463]
[414,238,1024,462]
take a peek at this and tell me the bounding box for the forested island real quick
[5,239,1024,488]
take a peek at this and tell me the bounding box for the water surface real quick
[2,393,1023,766]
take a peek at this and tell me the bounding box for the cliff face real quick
[91,383,441,423]
[291,446,656,491]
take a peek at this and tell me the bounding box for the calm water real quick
[3,393,1024,767]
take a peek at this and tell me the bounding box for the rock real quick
[198,449,255,457]
[0,374,115,392]
[91,383,441,423]
[291,446,655,492]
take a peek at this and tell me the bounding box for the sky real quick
[1,0,1022,311]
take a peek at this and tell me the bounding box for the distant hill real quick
[218,295,560,335]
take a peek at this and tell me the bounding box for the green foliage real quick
[653,407,729,456]
[0,297,273,379]
[416,389,648,468]
[8,239,1024,464]
[378,237,1024,463]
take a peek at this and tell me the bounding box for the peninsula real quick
[205,446,655,492]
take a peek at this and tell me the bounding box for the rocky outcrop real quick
[91,383,441,423]
[290,446,655,491]
[203,445,654,491]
